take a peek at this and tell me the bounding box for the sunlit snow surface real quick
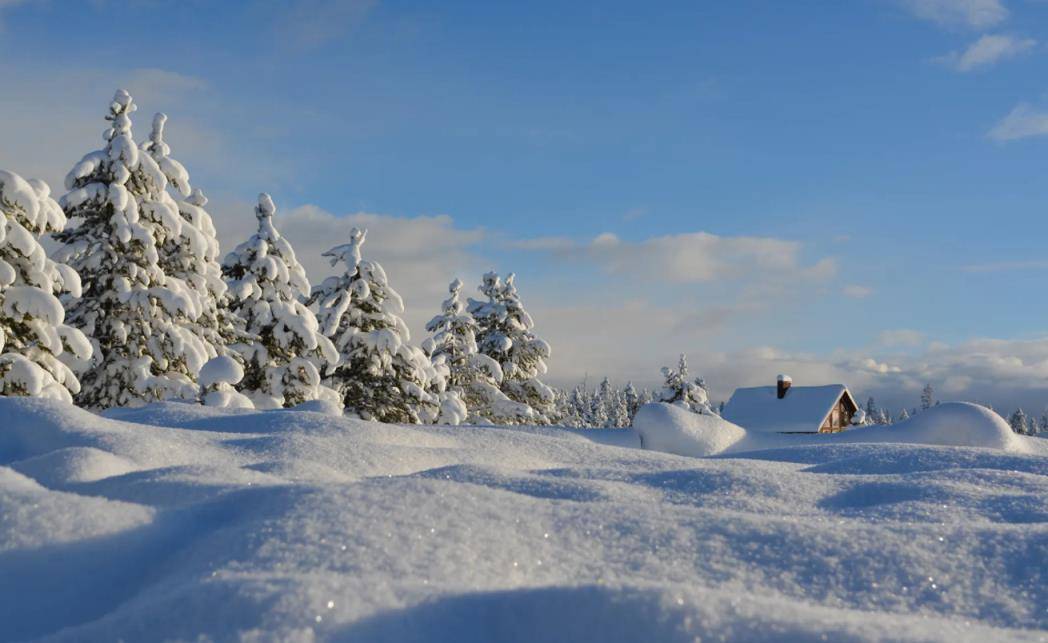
[0,398,1045,642]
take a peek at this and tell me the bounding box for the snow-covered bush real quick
[425,278,538,425]
[468,272,555,423]
[222,194,339,409]
[309,227,444,423]
[659,353,714,414]
[0,170,92,402]
[54,89,209,408]
[141,113,245,360]
[198,355,253,409]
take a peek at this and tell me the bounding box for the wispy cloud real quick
[277,0,377,50]
[988,103,1048,141]
[843,284,873,299]
[962,259,1048,272]
[877,329,925,347]
[516,231,837,285]
[935,34,1035,71]
[897,0,1009,29]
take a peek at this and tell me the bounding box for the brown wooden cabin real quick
[721,376,860,434]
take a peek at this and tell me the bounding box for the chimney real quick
[777,374,792,399]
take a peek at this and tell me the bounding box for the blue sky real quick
[3,0,1048,411]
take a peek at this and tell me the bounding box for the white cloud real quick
[843,284,873,299]
[0,63,295,202]
[877,329,925,347]
[988,103,1048,141]
[936,34,1036,71]
[522,231,837,286]
[897,0,1009,29]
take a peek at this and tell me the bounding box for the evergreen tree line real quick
[555,354,716,428]
[0,90,556,425]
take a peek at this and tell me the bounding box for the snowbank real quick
[633,402,746,457]
[0,397,1046,641]
[634,401,1046,460]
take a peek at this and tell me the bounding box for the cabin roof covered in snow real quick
[721,384,856,433]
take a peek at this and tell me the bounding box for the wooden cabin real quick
[721,375,860,434]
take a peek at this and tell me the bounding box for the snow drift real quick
[634,401,1046,458]
[0,397,1046,642]
[633,402,746,456]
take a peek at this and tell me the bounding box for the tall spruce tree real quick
[309,227,443,423]
[468,271,555,422]
[222,194,339,409]
[140,113,243,359]
[0,170,93,401]
[54,90,208,408]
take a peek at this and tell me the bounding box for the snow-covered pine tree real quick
[897,407,911,423]
[624,381,640,422]
[1038,411,1048,437]
[0,170,93,401]
[308,227,443,423]
[54,89,209,408]
[468,271,555,422]
[921,383,935,411]
[222,194,339,409]
[608,385,630,428]
[1008,408,1029,435]
[590,377,612,428]
[865,397,878,422]
[140,113,243,360]
[659,353,713,414]
[423,277,536,425]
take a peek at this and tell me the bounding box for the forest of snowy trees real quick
[0,90,1044,434]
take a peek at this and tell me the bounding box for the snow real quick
[633,402,747,456]
[198,354,243,390]
[637,401,1046,458]
[722,383,853,433]
[0,396,1045,641]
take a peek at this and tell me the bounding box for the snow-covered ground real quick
[1,398,1046,642]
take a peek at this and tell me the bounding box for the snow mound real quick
[867,402,1027,451]
[10,446,139,486]
[292,398,344,417]
[0,466,154,553]
[632,403,746,457]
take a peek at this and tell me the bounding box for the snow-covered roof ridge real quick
[722,383,856,433]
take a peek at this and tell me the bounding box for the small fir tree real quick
[921,383,935,411]
[222,194,339,409]
[659,353,713,414]
[1008,408,1029,435]
[423,277,535,425]
[309,227,443,423]
[468,271,555,422]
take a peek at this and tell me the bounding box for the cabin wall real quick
[819,397,854,433]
